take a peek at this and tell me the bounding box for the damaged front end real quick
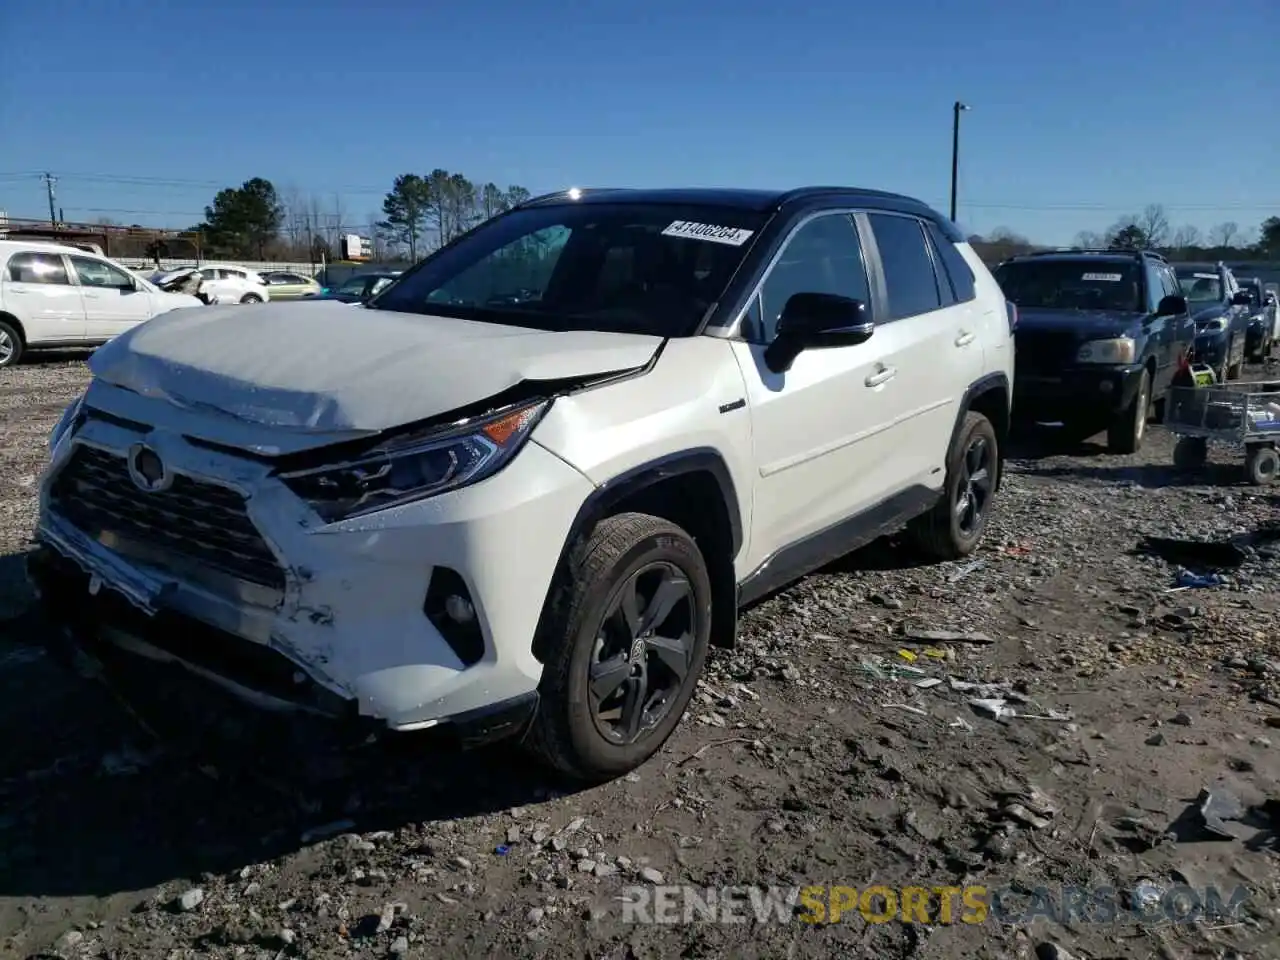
[28,358,632,762]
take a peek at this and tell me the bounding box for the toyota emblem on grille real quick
[127,443,172,493]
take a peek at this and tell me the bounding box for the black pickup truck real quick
[994,248,1194,453]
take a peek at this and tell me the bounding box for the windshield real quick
[1239,284,1261,306]
[336,276,374,295]
[370,202,768,336]
[1175,269,1222,302]
[994,259,1142,312]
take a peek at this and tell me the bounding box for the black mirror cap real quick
[1156,294,1188,317]
[776,292,873,341]
[765,293,874,374]
[1231,290,1253,306]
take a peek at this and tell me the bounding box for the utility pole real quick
[949,101,970,223]
[43,172,58,226]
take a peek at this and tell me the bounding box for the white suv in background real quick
[31,187,1014,782]
[196,263,271,304]
[0,240,202,368]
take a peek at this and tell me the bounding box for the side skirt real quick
[735,484,941,608]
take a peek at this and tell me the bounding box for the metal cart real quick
[1165,379,1280,484]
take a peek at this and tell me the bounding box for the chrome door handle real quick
[865,366,897,388]
[955,330,976,347]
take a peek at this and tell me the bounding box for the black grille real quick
[50,445,285,591]
[1015,329,1078,375]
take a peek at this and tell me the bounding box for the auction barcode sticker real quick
[1081,272,1122,282]
[662,220,755,246]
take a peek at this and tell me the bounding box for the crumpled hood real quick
[88,301,663,432]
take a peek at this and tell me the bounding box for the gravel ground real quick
[2,353,1280,960]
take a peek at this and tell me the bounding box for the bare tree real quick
[986,226,1030,245]
[1074,231,1104,248]
[1136,204,1170,249]
[324,194,347,250]
[1170,224,1202,250]
[1208,221,1240,248]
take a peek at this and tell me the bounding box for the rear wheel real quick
[0,320,22,368]
[1107,368,1150,454]
[240,293,263,304]
[526,513,712,782]
[907,411,998,561]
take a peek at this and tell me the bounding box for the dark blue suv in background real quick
[995,249,1193,453]
[1170,261,1253,381]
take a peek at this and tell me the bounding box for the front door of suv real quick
[729,212,912,568]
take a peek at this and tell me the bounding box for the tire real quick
[1245,445,1280,485]
[1227,339,1242,380]
[0,319,22,369]
[1173,436,1208,472]
[240,294,263,304]
[525,512,713,782]
[1107,368,1150,454]
[907,411,999,562]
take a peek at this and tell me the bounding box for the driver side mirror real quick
[1231,290,1253,306]
[764,293,874,373]
[1156,294,1187,317]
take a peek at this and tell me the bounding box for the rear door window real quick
[867,214,943,320]
[7,251,71,285]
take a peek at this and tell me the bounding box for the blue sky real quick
[2,0,1277,245]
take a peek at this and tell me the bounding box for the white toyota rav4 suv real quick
[30,187,1013,781]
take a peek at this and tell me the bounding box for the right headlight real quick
[278,400,549,523]
[1076,337,1135,364]
[1198,318,1227,333]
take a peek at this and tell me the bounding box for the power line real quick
[3,170,1277,217]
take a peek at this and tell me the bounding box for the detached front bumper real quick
[1013,364,1145,422]
[31,399,595,741]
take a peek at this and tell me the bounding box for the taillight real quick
[1005,300,1019,333]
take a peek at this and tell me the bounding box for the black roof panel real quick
[521,186,934,213]
[517,186,961,240]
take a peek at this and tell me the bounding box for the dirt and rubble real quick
[2,354,1280,960]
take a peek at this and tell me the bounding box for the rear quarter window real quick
[925,220,976,303]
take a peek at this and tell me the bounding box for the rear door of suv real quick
[0,249,88,343]
[862,211,985,487]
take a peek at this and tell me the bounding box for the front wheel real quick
[525,513,712,782]
[1107,368,1150,454]
[907,411,999,562]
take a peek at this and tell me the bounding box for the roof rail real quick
[1015,247,1165,261]
[774,185,917,206]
